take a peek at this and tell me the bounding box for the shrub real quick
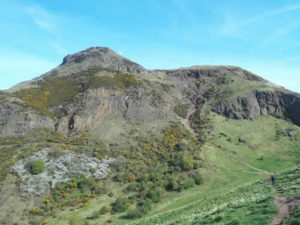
[174,104,189,118]
[193,173,203,185]
[180,153,194,171]
[78,178,96,192]
[145,188,163,203]
[111,198,128,213]
[127,182,138,192]
[30,160,45,175]
[99,206,112,215]
[95,186,108,195]
[182,179,195,189]
[193,161,202,169]
[174,142,189,152]
[69,189,82,199]
[214,216,223,222]
[127,200,153,218]
[137,199,152,214]
[127,207,143,219]
[257,156,264,161]
[166,180,179,191]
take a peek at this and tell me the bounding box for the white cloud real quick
[24,4,57,34]
[219,3,300,37]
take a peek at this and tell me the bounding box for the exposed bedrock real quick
[0,99,54,136]
[213,91,300,125]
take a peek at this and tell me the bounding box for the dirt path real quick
[268,195,300,225]
[181,105,196,134]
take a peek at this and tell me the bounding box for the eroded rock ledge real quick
[213,91,300,125]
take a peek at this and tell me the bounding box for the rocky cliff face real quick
[1,47,299,137]
[0,98,53,136]
[212,91,300,126]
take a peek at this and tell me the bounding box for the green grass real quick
[149,180,277,225]
[4,113,300,225]
[210,114,300,173]
[275,167,300,196]
[283,205,300,225]
[111,114,300,225]
[209,74,276,105]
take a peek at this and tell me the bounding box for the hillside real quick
[0,47,299,225]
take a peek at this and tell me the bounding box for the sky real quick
[0,0,300,92]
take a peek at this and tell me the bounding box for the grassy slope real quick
[42,113,300,225]
[117,114,299,225]
[2,70,298,224]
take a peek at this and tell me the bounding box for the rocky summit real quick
[0,47,300,225]
[61,47,146,73]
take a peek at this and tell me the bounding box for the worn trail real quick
[268,195,300,225]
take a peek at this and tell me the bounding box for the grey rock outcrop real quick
[163,66,263,82]
[0,98,54,136]
[213,91,300,125]
[11,148,114,195]
[61,47,145,73]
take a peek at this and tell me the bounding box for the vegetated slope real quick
[126,114,300,225]
[0,47,299,225]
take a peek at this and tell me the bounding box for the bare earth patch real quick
[268,195,300,225]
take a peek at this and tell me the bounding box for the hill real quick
[0,47,299,225]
